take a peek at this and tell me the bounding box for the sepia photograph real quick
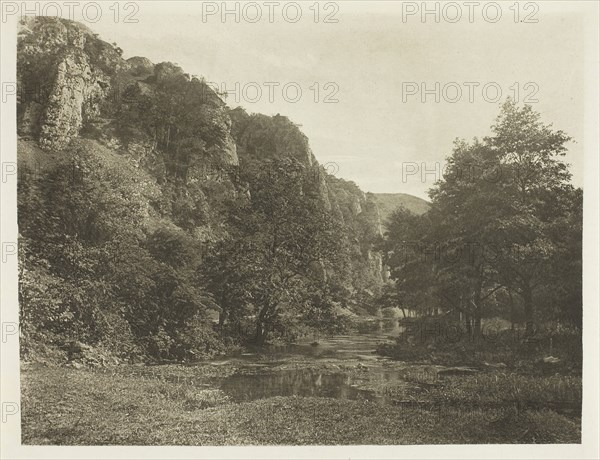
[0,1,599,458]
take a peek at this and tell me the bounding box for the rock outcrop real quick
[17,17,114,149]
[16,16,415,311]
[228,107,387,289]
[38,48,107,149]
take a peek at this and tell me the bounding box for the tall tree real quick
[202,157,344,344]
[386,100,579,337]
[483,100,574,334]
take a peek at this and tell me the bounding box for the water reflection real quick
[219,365,415,404]
[214,320,411,404]
[220,369,375,402]
[230,319,403,362]
[357,319,405,335]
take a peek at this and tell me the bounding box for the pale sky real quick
[39,1,594,199]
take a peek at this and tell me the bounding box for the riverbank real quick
[21,352,581,444]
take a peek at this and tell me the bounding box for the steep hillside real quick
[371,193,430,227]
[17,17,394,360]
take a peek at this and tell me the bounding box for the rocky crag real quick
[15,19,446,365]
[17,17,391,303]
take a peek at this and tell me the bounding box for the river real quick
[211,319,421,405]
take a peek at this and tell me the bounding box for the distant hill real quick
[371,193,430,226]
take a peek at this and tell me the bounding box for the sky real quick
[35,0,593,199]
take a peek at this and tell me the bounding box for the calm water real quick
[216,319,411,404]
[220,370,370,401]
[223,319,404,362]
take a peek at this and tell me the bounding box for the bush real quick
[18,140,226,363]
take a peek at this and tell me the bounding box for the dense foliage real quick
[382,100,582,337]
[17,19,384,360]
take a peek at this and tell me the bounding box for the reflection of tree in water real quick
[356,319,404,335]
[220,370,363,402]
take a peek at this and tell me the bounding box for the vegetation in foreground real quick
[21,361,581,445]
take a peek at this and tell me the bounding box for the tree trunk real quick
[523,285,534,336]
[218,310,228,328]
[473,315,482,341]
[465,313,472,338]
[254,303,272,346]
[472,293,482,341]
[254,323,266,345]
[472,274,483,341]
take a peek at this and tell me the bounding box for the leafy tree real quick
[116,64,230,183]
[382,207,440,317]
[480,100,575,334]
[426,139,507,337]
[202,157,344,344]
[385,100,581,338]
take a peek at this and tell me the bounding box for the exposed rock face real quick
[18,17,113,150]
[368,250,385,283]
[205,108,239,167]
[124,56,154,76]
[222,134,239,166]
[18,17,239,166]
[18,17,393,301]
[229,109,313,166]
[39,49,107,150]
[360,197,383,241]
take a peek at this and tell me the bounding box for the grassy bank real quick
[21,363,581,445]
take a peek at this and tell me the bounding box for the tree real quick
[427,139,507,338]
[482,100,574,334]
[202,157,344,344]
[385,100,580,338]
[116,64,230,182]
[18,139,221,360]
[381,206,443,317]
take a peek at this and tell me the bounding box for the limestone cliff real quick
[18,17,114,148]
[17,17,390,307]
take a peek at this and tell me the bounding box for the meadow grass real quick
[21,364,581,445]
